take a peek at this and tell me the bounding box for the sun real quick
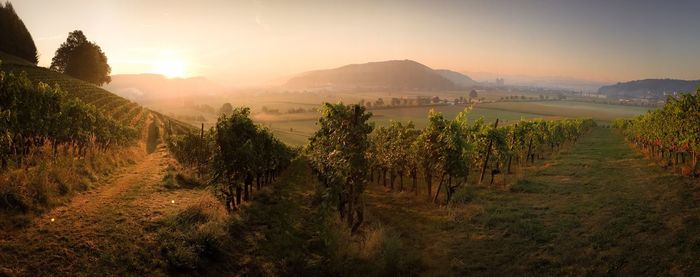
[153,59,187,78]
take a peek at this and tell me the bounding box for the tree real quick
[219,102,233,115]
[0,2,38,64]
[469,90,478,101]
[50,30,111,85]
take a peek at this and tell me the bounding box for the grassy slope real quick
[366,127,700,275]
[0,62,193,136]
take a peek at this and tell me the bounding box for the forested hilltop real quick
[598,78,700,99]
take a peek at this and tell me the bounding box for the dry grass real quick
[157,195,230,270]
[0,147,143,228]
[0,147,209,276]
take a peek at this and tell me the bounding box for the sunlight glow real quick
[153,59,187,78]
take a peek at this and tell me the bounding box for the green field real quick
[478,100,652,122]
[363,127,700,275]
[259,100,651,146]
[262,105,560,146]
[145,87,652,146]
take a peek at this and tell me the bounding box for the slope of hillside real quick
[434,69,477,87]
[0,62,194,137]
[285,60,458,91]
[598,79,700,99]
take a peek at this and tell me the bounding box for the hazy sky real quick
[11,0,700,85]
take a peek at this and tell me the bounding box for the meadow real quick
[146,89,651,146]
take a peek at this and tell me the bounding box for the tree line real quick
[614,89,700,176]
[166,107,294,213]
[0,2,38,64]
[2,1,111,86]
[306,103,596,232]
[0,68,137,169]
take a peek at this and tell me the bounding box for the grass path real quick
[366,127,700,276]
[0,146,208,276]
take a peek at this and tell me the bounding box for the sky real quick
[11,0,700,85]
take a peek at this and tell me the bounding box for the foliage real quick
[0,2,38,64]
[366,105,596,204]
[0,69,137,170]
[157,197,229,270]
[50,30,111,85]
[615,89,700,176]
[205,107,292,213]
[307,103,373,232]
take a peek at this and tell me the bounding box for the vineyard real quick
[0,69,137,168]
[0,63,193,137]
[614,89,700,176]
[0,59,198,219]
[167,107,294,213]
[305,103,596,233]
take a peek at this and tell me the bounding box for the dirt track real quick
[0,146,207,276]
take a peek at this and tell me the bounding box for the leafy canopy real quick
[50,30,112,86]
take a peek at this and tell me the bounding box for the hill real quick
[0,57,194,140]
[105,74,224,105]
[285,60,462,91]
[434,69,478,87]
[598,78,700,99]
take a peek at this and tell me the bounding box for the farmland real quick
[4,1,700,275]
[146,88,650,146]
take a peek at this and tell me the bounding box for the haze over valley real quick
[2,1,700,276]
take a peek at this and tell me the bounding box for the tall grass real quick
[0,147,142,227]
[156,195,229,270]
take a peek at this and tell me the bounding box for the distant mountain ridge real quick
[285,60,476,90]
[598,79,700,99]
[434,69,478,87]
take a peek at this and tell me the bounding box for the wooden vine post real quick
[479,118,499,184]
[507,123,517,174]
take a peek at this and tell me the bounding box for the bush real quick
[157,197,229,270]
[377,229,422,275]
[28,164,49,206]
[175,173,205,188]
[0,181,28,212]
[162,165,178,189]
[449,186,477,206]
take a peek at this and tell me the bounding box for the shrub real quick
[175,172,205,188]
[449,186,477,206]
[28,164,49,206]
[162,165,178,189]
[0,180,28,212]
[157,197,229,270]
[377,229,421,275]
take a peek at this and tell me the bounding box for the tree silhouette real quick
[219,102,233,115]
[0,2,38,64]
[50,30,111,86]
